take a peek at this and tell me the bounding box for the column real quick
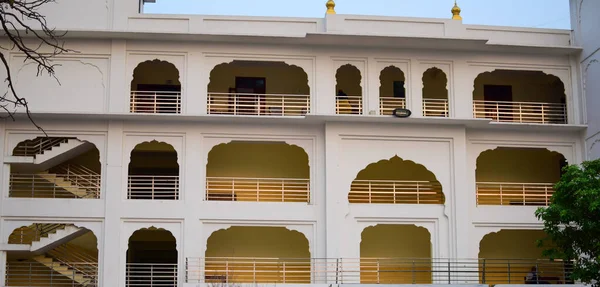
[108,40,127,113]
[453,60,474,119]
[101,120,124,287]
[315,55,335,115]
[410,59,424,117]
[366,57,379,115]
[185,51,207,115]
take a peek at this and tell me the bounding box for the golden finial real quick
[326,0,336,14]
[451,0,462,20]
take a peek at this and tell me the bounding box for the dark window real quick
[393,81,405,98]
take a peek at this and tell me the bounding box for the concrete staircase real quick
[37,171,99,199]
[33,255,96,286]
[5,137,95,171]
[29,225,89,253]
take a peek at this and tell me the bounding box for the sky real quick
[143,0,572,30]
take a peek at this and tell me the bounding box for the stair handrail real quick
[13,137,73,157]
[8,224,68,244]
[48,243,98,279]
[52,164,101,195]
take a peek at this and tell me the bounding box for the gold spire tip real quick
[326,0,336,15]
[451,0,462,20]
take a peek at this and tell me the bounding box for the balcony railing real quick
[349,180,444,204]
[476,182,555,206]
[337,95,363,114]
[473,100,567,124]
[206,177,310,202]
[127,175,179,200]
[423,98,449,117]
[379,97,406,115]
[6,261,98,287]
[9,173,100,199]
[208,92,310,116]
[186,257,573,284]
[126,263,177,287]
[130,91,181,114]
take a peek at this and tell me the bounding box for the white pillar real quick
[410,59,424,117]
[453,60,474,119]
[366,57,379,115]
[101,120,124,287]
[186,52,207,115]
[108,40,127,113]
[315,55,335,115]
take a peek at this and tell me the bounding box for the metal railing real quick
[12,137,72,157]
[337,95,363,115]
[8,224,68,245]
[48,243,99,277]
[126,263,178,287]
[51,164,101,194]
[473,100,567,124]
[9,172,100,199]
[6,261,98,287]
[349,180,444,204]
[476,182,555,206]
[208,92,310,116]
[186,257,574,285]
[379,96,406,115]
[127,175,180,200]
[205,177,310,203]
[423,98,449,117]
[130,91,181,114]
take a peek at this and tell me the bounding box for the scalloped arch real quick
[205,225,310,257]
[478,229,546,258]
[349,155,445,204]
[472,69,565,100]
[207,60,310,94]
[206,140,309,178]
[128,140,179,167]
[336,64,363,88]
[127,226,178,251]
[422,67,448,88]
[475,147,567,182]
[131,59,181,87]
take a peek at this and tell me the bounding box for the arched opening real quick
[379,66,406,115]
[128,141,179,200]
[476,147,567,206]
[206,141,310,202]
[6,224,99,286]
[336,64,363,115]
[473,70,567,124]
[479,230,570,284]
[207,60,310,116]
[130,59,181,114]
[9,137,102,199]
[422,67,449,117]
[204,226,310,283]
[360,224,432,283]
[127,227,178,287]
[348,156,444,204]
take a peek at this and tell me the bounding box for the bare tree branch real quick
[0,0,76,135]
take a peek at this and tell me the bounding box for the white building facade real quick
[0,1,588,286]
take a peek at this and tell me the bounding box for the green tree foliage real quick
[536,159,600,286]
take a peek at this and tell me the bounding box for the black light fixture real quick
[393,108,412,118]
